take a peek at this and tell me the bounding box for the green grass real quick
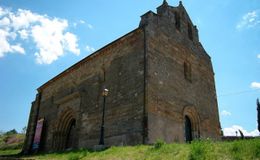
[1,139,260,160]
[0,149,22,156]
[0,133,25,150]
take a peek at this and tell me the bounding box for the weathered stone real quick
[23,1,221,154]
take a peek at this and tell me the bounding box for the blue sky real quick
[0,0,259,136]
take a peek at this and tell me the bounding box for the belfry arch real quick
[52,108,77,151]
[183,106,200,142]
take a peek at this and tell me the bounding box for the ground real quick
[1,139,260,160]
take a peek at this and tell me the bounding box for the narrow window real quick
[184,62,192,82]
[175,12,180,30]
[188,23,193,41]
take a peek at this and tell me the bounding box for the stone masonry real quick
[23,1,221,153]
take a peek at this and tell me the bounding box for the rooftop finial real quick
[163,0,168,5]
[179,1,183,6]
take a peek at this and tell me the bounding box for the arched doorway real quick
[53,109,77,151]
[183,106,200,142]
[185,116,192,142]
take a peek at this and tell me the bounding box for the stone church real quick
[23,1,221,153]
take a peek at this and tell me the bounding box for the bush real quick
[0,134,24,151]
[230,141,243,160]
[253,140,260,158]
[231,139,260,160]
[5,129,18,135]
[68,154,80,160]
[0,142,23,150]
[154,139,166,149]
[231,141,240,153]
[189,140,210,160]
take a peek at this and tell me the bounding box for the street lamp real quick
[99,88,109,145]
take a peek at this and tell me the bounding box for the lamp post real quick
[99,88,109,145]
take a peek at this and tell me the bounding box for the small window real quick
[175,12,180,30]
[184,62,192,82]
[188,23,193,41]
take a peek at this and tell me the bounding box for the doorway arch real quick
[183,106,200,142]
[53,109,77,151]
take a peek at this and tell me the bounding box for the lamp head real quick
[102,88,109,96]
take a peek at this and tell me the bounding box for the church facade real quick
[23,1,221,153]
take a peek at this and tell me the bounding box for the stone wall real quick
[141,2,221,143]
[24,28,145,152]
[22,95,40,154]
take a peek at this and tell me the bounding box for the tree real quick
[257,98,260,133]
[22,126,27,134]
[5,129,18,135]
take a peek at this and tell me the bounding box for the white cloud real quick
[0,6,80,64]
[73,20,93,29]
[0,29,25,57]
[0,29,12,57]
[9,32,17,40]
[87,24,93,29]
[18,29,29,39]
[221,110,231,116]
[0,7,3,16]
[63,32,80,55]
[9,9,41,30]
[11,44,25,54]
[223,125,260,137]
[0,17,10,26]
[0,6,8,17]
[251,82,260,89]
[236,10,260,29]
[79,20,85,24]
[257,54,260,59]
[31,18,69,64]
[85,45,95,53]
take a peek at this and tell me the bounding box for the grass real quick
[0,133,25,150]
[1,138,260,160]
[0,132,24,157]
[0,149,21,156]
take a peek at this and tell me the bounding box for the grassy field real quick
[0,133,24,150]
[1,139,260,160]
[0,131,24,156]
[8,138,258,160]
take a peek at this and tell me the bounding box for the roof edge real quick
[37,27,143,92]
